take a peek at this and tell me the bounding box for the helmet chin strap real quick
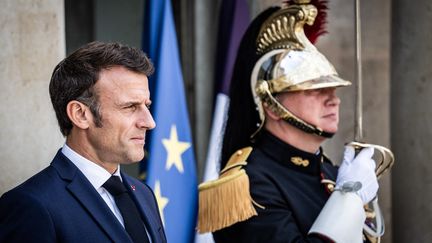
[256,80,335,138]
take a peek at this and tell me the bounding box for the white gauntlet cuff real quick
[308,191,365,243]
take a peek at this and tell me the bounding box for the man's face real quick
[277,87,341,134]
[86,66,155,168]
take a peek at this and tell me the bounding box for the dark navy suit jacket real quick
[0,150,167,243]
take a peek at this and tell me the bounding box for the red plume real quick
[284,0,328,44]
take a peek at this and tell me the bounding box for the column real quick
[0,0,65,194]
[391,0,432,242]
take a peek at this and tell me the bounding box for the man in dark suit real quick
[0,41,167,243]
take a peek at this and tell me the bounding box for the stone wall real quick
[391,0,432,242]
[0,0,65,194]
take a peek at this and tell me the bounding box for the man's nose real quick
[137,107,156,130]
[325,88,340,106]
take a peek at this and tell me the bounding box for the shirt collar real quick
[61,144,121,190]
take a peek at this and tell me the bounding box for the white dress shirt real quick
[61,144,125,227]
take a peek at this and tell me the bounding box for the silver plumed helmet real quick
[250,0,351,138]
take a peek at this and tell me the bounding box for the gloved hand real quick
[336,146,378,204]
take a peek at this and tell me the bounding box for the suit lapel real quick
[52,151,132,243]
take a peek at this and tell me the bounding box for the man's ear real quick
[66,101,91,130]
[263,102,280,121]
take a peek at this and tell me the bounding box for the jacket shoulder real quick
[4,165,60,197]
[0,182,56,242]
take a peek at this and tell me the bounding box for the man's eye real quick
[126,105,137,111]
[304,90,321,96]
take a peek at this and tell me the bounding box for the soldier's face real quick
[277,87,341,134]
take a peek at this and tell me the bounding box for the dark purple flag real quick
[202,0,250,184]
[214,0,250,96]
[198,2,250,241]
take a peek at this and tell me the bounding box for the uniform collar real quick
[255,130,323,175]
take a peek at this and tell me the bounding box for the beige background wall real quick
[0,0,65,194]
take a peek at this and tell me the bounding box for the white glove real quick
[336,146,378,204]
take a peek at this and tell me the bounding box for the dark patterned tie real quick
[103,176,150,243]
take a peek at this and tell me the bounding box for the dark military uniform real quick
[213,130,338,242]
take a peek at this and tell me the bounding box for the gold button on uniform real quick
[290,157,309,167]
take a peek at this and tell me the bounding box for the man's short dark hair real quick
[49,41,154,136]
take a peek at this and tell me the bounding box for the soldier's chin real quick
[323,126,338,134]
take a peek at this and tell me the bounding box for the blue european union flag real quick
[142,0,198,242]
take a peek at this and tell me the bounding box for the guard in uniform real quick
[198,1,380,242]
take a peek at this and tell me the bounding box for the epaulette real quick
[197,147,257,233]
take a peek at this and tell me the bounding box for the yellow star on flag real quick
[162,125,191,173]
[154,180,169,226]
